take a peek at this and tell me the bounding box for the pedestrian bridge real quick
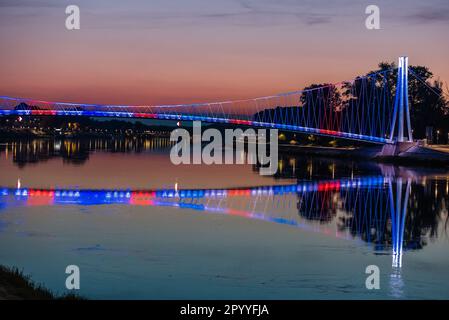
[0,57,416,144]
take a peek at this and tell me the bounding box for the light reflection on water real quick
[0,138,449,299]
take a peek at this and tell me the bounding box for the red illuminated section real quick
[30,110,57,116]
[130,191,156,206]
[318,129,342,136]
[228,119,253,126]
[227,189,252,196]
[317,181,341,192]
[134,113,158,119]
[26,189,55,206]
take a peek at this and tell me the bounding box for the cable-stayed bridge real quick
[0,176,412,268]
[0,57,416,144]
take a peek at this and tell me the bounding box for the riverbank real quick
[0,130,171,139]
[0,266,82,300]
[279,143,449,167]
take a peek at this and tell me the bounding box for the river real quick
[0,138,448,299]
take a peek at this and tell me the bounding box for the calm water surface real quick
[0,138,449,299]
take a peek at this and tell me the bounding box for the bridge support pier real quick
[388,56,413,144]
[378,141,418,156]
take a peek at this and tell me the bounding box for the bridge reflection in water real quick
[0,176,420,271]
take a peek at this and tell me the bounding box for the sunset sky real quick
[0,0,448,105]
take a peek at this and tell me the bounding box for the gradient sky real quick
[0,0,448,105]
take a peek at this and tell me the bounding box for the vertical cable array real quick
[0,68,397,143]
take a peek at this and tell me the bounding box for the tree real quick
[362,62,448,140]
[299,83,342,131]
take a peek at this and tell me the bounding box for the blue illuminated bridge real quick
[0,57,417,144]
[0,176,410,268]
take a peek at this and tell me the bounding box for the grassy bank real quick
[0,266,83,300]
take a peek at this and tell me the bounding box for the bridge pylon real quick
[388,56,413,143]
[388,178,410,268]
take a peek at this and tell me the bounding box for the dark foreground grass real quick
[0,265,84,300]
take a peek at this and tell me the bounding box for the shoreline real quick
[2,134,449,168]
[0,265,82,300]
[279,144,449,168]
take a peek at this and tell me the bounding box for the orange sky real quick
[0,0,448,105]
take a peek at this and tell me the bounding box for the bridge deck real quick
[0,109,388,144]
